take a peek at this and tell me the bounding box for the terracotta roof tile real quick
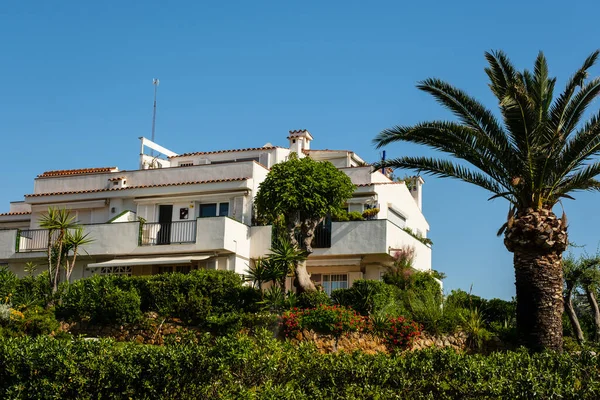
[0,211,31,216]
[356,182,402,187]
[170,146,281,159]
[38,167,117,178]
[108,176,127,181]
[25,177,249,198]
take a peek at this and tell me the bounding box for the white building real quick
[0,130,431,294]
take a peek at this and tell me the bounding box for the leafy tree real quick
[579,257,600,341]
[374,50,600,351]
[255,154,355,293]
[563,253,588,345]
[63,227,93,283]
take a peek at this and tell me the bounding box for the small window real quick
[179,162,194,167]
[199,203,217,218]
[113,181,119,186]
[322,274,348,295]
[219,202,229,217]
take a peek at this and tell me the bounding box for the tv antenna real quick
[150,78,160,154]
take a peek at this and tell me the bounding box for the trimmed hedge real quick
[56,271,261,326]
[1,334,599,399]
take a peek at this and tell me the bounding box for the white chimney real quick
[288,129,313,157]
[409,176,424,211]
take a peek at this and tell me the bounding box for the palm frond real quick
[380,156,515,203]
[373,122,513,189]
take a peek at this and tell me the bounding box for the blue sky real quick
[2,0,600,300]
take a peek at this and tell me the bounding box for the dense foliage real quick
[1,334,599,399]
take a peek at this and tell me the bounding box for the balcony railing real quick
[17,229,59,252]
[139,221,197,246]
[272,221,332,249]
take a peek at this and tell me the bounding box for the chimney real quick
[288,129,313,157]
[408,176,424,211]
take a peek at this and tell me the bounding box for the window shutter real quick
[232,196,244,222]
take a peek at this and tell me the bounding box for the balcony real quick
[7,217,250,259]
[139,221,197,246]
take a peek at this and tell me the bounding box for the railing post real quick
[15,229,21,253]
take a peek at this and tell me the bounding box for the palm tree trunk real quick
[585,288,600,341]
[564,285,585,345]
[505,208,567,352]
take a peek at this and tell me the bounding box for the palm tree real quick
[246,257,272,292]
[268,237,307,291]
[39,207,78,293]
[63,227,94,283]
[374,50,600,351]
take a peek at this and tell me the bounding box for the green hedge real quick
[0,334,599,399]
[56,271,261,326]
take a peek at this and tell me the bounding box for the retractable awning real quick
[87,255,212,268]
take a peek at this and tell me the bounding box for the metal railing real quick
[17,229,59,252]
[271,221,332,249]
[139,221,197,246]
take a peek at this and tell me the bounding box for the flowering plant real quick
[281,305,367,338]
[380,316,421,349]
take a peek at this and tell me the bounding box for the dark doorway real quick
[157,205,173,245]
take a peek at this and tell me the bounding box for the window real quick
[179,162,194,167]
[219,202,229,217]
[388,208,407,228]
[99,266,132,276]
[322,274,348,295]
[199,203,217,218]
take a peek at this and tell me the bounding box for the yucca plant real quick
[375,50,600,351]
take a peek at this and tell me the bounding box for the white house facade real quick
[0,130,431,294]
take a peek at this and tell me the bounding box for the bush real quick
[281,305,366,338]
[0,268,18,304]
[376,316,421,349]
[331,280,403,316]
[347,211,364,221]
[297,290,331,309]
[57,275,141,325]
[2,335,600,399]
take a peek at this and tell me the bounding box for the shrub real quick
[376,316,421,349]
[331,280,403,316]
[0,267,18,304]
[15,306,60,337]
[347,211,364,221]
[13,273,53,308]
[297,290,331,309]
[2,335,600,398]
[281,305,366,338]
[57,275,141,325]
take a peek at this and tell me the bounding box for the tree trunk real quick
[504,208,567,352]
[564,285,585,345]
[585,288,600,341]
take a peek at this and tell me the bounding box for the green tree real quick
[255,154,355,293]
[579,257,600,341]
[374,50,600,351]
[63,227,94,283]
[562,253,588,345]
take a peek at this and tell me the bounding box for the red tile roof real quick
[108,176,126,181]
[0,211,31,216]
[356,182,402,187]
[38,167,117,178]
[25,177,249,198]
[170,146,281,159]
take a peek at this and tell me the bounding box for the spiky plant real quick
[374,50,600,351]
